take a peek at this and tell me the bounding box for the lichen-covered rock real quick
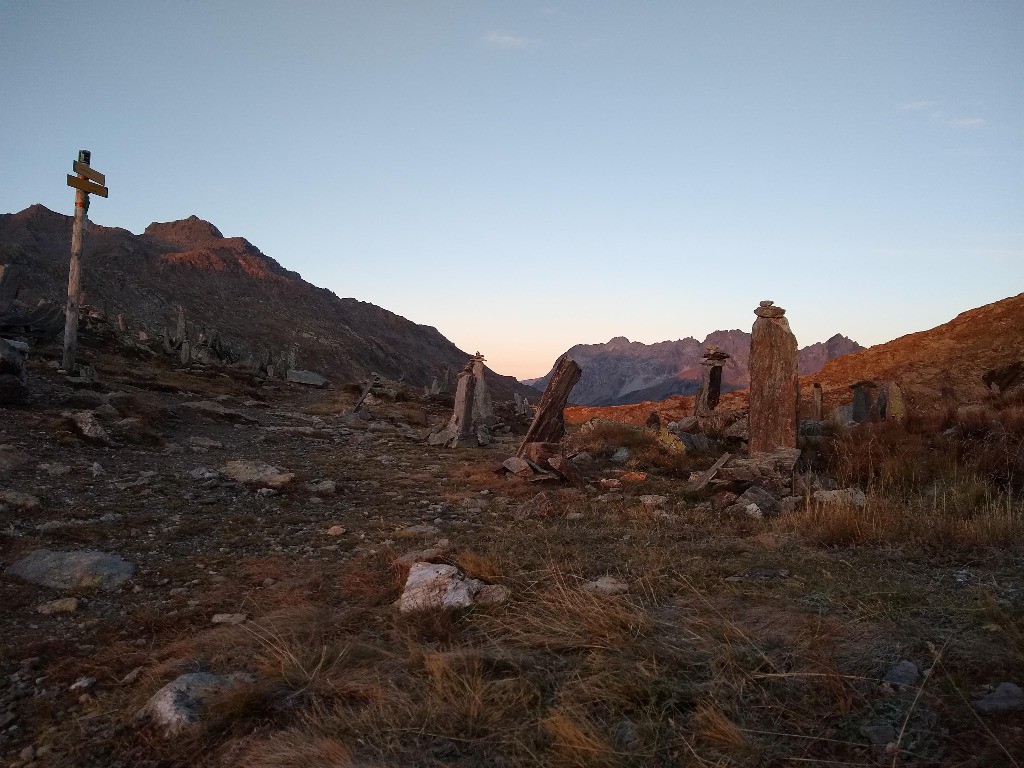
[7,549,134,592]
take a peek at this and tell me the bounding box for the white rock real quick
[639,495,667,508]
[399,562,482,613]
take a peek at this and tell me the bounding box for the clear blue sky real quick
[2,1,1022,379]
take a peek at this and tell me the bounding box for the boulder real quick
[724,485,781,519]
[813,487,867,509]
[973,682,1024,713]
[501,457,533,478]
[7,549,134,592]
[139,672,255,735]
[399,562,484,613]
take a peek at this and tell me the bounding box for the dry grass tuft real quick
[693,702,750,752]
[230,729,355,768]
[456,551,503,582]
[542,709,618,767]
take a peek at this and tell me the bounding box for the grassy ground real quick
[2,345,1023,767]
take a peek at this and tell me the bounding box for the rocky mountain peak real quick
[143,216,225,250]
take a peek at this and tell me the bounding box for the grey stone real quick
[610,447,630,464]
[883,660,920,688]
[286,369,329,387]
[973,682,1024,713]
[725,485,781,519]
[139,671,255,735]
[8,549,134,592]
[0,489,40,510]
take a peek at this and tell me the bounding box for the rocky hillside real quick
[0,205,531,399]
[530,330,861,406]
[565,292,1024,426]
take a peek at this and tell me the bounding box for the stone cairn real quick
[427,361,478,448]
[694,345,730,416]
[427,353,496,448]
[748,300,798,454]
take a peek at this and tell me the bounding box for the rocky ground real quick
[1,337,1023,767]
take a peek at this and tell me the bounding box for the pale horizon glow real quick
[2,2,1022,380]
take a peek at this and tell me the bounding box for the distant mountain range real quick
[526,331,862,406]
[0,205,532,398]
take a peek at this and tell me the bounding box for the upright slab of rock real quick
[811,382,823,420]
[517,354,581,458]
[470,352,495,426]
[427,362,477,448]
[748,301,798,454]
[695,346,730,416]
[850,380,878,423]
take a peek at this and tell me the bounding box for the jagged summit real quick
[144,216,224,249]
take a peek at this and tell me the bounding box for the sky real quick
[1,1,1022,380]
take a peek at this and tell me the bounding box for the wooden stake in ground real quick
[517,354,581,458]
[61,150,108,373]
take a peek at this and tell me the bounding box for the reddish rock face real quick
[748,302,798,454]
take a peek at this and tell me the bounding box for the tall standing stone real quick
[748,301,798,454]
[428,362,477,448]
[695,346,730,416]
[850,381,877,423]
[470,352,495,427]
[811,383,823,421]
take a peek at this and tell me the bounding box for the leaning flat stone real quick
[973,682,1024,713]
[399,562,483,613]
[180,401,256,423]
[8,549,134,592]
[501,457,533,477]
[63,411,112,445]
[138,672,255,735]
[0,489,41,510]
[286,369,329,387]
[220,460,294,489]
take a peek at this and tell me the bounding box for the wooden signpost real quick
[62,150,108,373]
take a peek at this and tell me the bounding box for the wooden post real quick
[61,150,91,372]
[517,354,581,457]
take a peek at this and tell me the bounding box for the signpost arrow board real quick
[66,174,108,198]
[72,160,105,185]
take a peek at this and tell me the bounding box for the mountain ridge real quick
[0,205,531,399]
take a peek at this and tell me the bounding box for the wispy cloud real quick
[901,101,988,130]
[901,100,937,112]
[481,31,535,50]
